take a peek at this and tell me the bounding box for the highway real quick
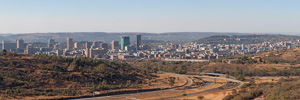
[163,59,209,62]
[72,73,242,100]
[200,72,235,79]
[72,72,196,100]
[154,75,243,100]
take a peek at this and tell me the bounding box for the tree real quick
[231,89,237,95]
[236,74,245,81]
[249,79,256,86]
[168,77,175,86]
[198,95,204,100]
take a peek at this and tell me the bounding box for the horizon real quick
[0,32,299,36]
[1,1,300,99]
[1,0,300,34]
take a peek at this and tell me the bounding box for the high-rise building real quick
[84,42,91,57]
[56,50,63,56]
[88,48,108,58]
[48,39,55,44]
[100,43,108,49]
[241,44,245,50]
[74,41,85,49]
[85,48,90,58]
[136,34,141,50]
[120,36,130,50]
[92,41,102,48]
[125,45,134,51]
[67,38,73,50]
[47,39,55,48]
[85,42,91,49]
[2,41,16,51]
[25,44,39,55]
[74,42,79,49]
[16,39,25,49]
[111,40,119,51]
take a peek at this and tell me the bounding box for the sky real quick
[0,0,300,34]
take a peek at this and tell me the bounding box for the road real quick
[193,76,243,87]
[72,73,242,100]
[161,72,193,86]
[163,59,209,62]
[72,72,196,100]
[153,75,243,100]
[200,73,235,79]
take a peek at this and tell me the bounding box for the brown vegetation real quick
[0,53,153,99]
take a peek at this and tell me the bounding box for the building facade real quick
[67,38,73,50]
[121,36,130,50]
[16,39,25,49]
[111,40,119,51]
[137,34,141,50]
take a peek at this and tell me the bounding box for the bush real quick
[197,95,204,100]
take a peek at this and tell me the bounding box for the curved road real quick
[72,72,196,100]
[161,72,193,86]
[154,75,243,100]
[72,73,242,100]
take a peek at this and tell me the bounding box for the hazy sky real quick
[0,0,300,34]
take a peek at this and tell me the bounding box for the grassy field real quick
[100,77,226,100]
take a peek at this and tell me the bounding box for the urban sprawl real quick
[2,35,300,61]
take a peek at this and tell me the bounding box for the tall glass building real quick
[136,34,141,50]
[120,36,130,50]
[48,39,55,44]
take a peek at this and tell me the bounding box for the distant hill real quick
[0,36,9,41]
[0,32,242,43]
[196,34,300,44]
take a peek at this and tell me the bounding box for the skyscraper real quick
[92,41,102,48]
[67,38,73,50]
[2,41,16,51]
[85,42,91,49]
[16,39,25,49]
[85,42,91,58]
[241,44,245,51]
[48,39,55,48]
[136,34,141,50]
[48,39,55,44]
[74,42,79,49]
[111,40,119,51]
[100,43,108,49]
[120,36,130,50]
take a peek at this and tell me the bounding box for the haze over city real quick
[0,0,300,34]
[2,1,300,100]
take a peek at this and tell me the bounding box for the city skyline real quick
[0,0,300,34]
[1,1,300,99]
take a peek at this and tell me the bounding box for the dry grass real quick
[140,73,187,89]
[13,73,187,100]
[100,78,227,100]
[173,90,231,100]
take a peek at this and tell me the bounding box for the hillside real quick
[198,48,300,77]
[0,32,241,43]
[196,34,300,44]
[127,48,300,80]
[0,36,8,41]
[220,48,300,65]
[0,53,152,99]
